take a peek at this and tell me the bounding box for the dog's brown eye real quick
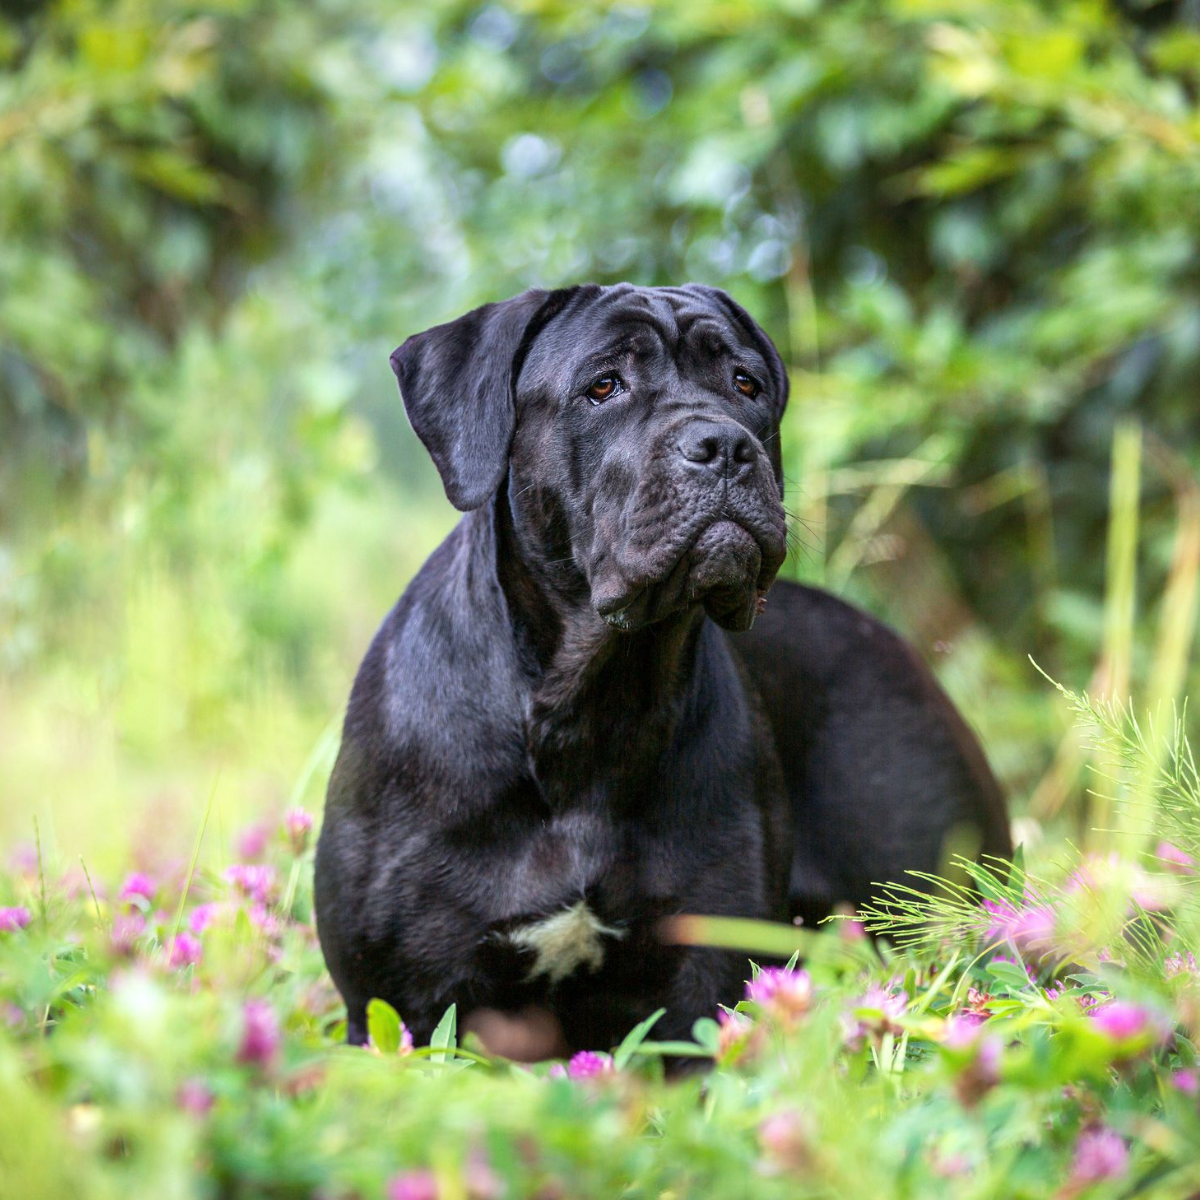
[733,371,760,398]
[586,376,621,403]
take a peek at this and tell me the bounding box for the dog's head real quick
[391,284,788,633]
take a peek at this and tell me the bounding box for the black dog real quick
[314,283,1010,1053]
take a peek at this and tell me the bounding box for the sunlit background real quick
[3,0,1199,876]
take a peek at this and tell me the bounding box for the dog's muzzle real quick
[594,418,786,634]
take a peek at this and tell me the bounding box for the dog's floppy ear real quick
[390,288,571,511]
[683,284,790,418]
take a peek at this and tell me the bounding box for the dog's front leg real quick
[655,945,752,1044]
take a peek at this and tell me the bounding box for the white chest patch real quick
[507,901,625,984]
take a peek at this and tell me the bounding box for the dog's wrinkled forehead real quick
[391,281,787,512]
[517,285,775,399]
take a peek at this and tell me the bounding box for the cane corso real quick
[314,283,1010,1054]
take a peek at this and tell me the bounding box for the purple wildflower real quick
[941,1017,1001,1104]
[284,808,314,855]
[929,1150,972,1178]
[745,967,814,1020]
[961,987,993,1023]
[976,1044,1001,1080]
[1172,1069,1199,1094]
[982,898,1056,960]
[1078,990,1109,1014]
[463,1151,501,1200]
[1131,883,1170,913]
[110,911,146,956]
[1070,1126,1128,1185]
[8,843,39,878]
[370,1017,414,1056]
[188,902,222,935]
[954,1009,988,1029]
[247,901,282,938]
[1067,853,1117,894]
[58,866,94,903]
[237,999,281,1067]
[1155,840,1195,875]
[118,872,156,906]
[716,1008,758,1062]
[235,822,271,861]
[1089,1000,1167,1046]
[223,863,277,905]
[387,1171,439,1200]
[177,1078,215,1116]
[758,1110,814,1173]
[862,984,908,1022]
[843,985,907,1050]
[565,1050,613,1079]
[0,906,31,933]
[1071,852,1171,915]
[943,1015,986,1048]
[168,931,202,969]
[1165,951,1198,979]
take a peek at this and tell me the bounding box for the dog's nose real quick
[678,422,758,475]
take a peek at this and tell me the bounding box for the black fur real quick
[314,283,1010,1051]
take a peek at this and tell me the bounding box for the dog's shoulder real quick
[336,513,528,801]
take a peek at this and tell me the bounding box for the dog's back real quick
[729,579,1010,926]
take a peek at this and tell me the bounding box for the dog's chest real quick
[504,899,625,984]
[478,807,673,985]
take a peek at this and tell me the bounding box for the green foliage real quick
[366,997,404,1054]
[4,708,1200,1198]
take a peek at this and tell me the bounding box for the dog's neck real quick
[490,488,708,803]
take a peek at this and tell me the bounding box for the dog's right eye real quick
[586,375,622,404]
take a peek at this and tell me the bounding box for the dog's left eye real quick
[733,371,761,398]
[586,375,622,403]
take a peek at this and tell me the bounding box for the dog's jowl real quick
[313,284,1010,1054]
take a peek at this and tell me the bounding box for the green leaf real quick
[986,960,1034,993]
[910,952,960,1015]
[366,998,402,1054]
[429,1004,457,1064]
[629,1041,713,1059]
[1008,843,1027,888]
[691,1017,721,1052]
[128,148,225,204]
[613,1008,666,1071]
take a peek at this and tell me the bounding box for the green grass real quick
[3,686,1200,1199]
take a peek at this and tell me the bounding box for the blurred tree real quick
[362,0,1200,672]
[0,0,391,675]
